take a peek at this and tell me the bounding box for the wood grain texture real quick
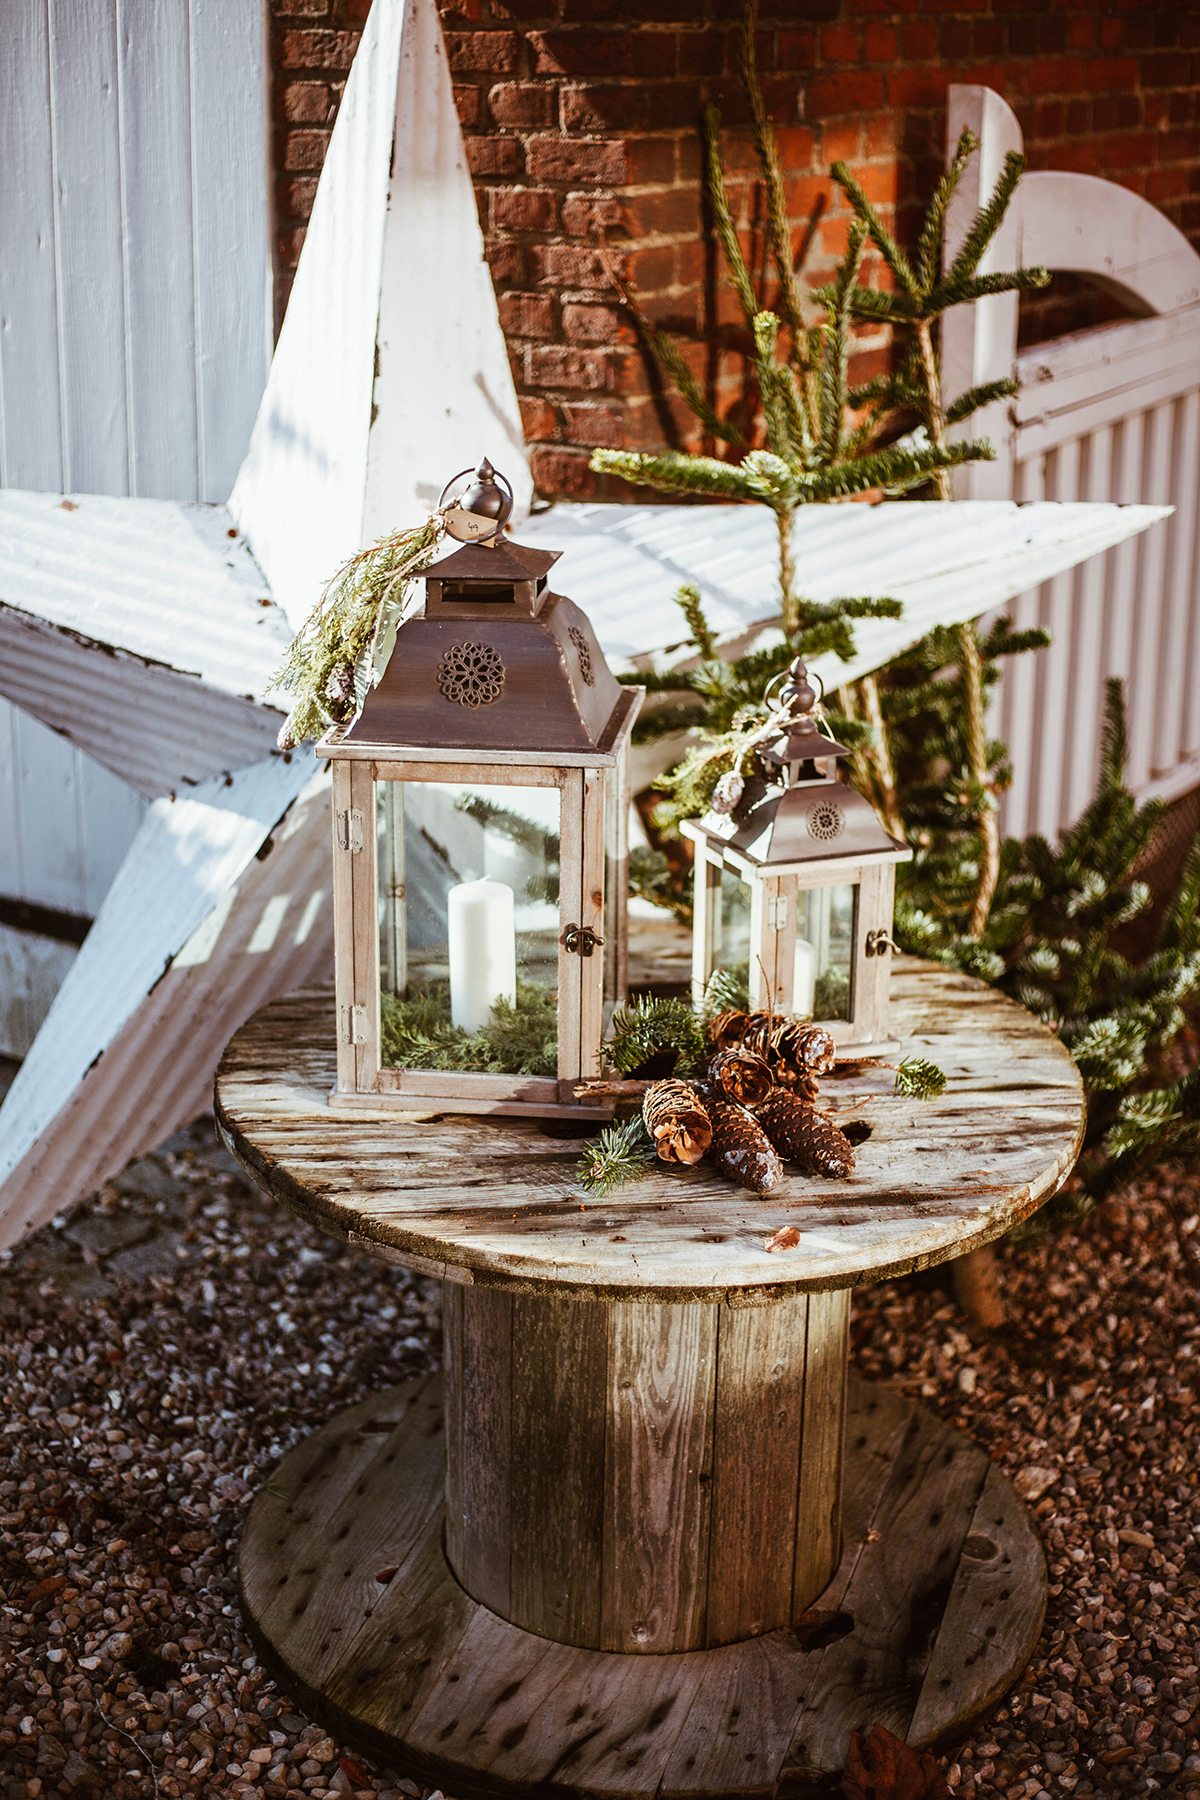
[907,1461,1047,1749]
[600,1301,716,1653]
[793,1287,850,1617]
[509,1292,608,1645]
[447,1284,514,1619]
[706,1292,809,1647]
[242,1371,1048,1798]
[215,959,1085,1302]
[786,1400,992,1774]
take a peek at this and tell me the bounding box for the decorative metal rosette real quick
[805,795,844,841]
[436,641,505,708]
[567,624,594,687]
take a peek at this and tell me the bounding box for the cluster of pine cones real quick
[642,1012,855,1195]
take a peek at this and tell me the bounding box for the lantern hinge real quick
[340,1003,369,1045]
[564,924,604,958]
[336,808,365,853]
[865,929,899,957]
[766,896,788,930]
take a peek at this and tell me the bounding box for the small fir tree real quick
[589,0,1048,642]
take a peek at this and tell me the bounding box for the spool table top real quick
[215,958,1084,1303]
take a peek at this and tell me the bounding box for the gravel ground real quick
[0,1119,1197,1800]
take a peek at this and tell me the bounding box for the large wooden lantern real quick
[322,462,641,1119]
[682,657,911,1056]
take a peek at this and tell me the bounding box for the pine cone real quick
[707,1010,839,1102]
[642,1079,712,1166]
[754,1088,855,1179]
[790,1022,837,1075]
[707,1008,750,1052]
[708,1046,774,1108]
[694,1084,783,1193]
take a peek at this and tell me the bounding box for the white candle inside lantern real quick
[448,878,517,1034]
[793,937,817,1017]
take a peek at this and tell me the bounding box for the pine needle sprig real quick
[894,1056,948,1099]
[608,996,707,1075]
[674,582,718,659]
[577,1115,657,1198]
[268,516,443,748]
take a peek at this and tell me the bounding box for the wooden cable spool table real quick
[215,959,1084,1798]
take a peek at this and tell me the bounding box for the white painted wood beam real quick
[229,0,530,632]
[518,499,1171,687]
[0,491,289,794]
[0,753,327,1248]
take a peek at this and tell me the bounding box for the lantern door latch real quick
[865,929,899,957]
[336,808,365,853]
[564,924,604,957]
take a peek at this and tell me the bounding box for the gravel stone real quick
[2,1118,1196,1799]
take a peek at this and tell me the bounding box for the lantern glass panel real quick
[720,869,751,976]
[375,779,561,1071]
[794,884,856,1021]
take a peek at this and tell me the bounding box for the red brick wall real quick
[269,0,1200,499]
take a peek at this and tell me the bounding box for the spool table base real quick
[239,1370,1046,1798]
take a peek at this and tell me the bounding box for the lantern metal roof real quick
[341,529,634,760]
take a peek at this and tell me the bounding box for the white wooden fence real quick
[0,0,270,1052]
[944,86,1200,840]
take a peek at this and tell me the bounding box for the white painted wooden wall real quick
[944,86,1200,839]
[0,0,270,1053]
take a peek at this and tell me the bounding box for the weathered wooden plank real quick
[243,1372,1048,1797]
[579,765,607,1081]
[320,1487,477,1742]
[249,1377,445,1694]
[793,1286,850,1616]
[509,1293,609,1645]
[241,1378,432,1643]
[659,1631,820,1800]
[451,1284,514,1618]
[441,1279,465,1581]
[907,1461,1047,1748]
[187,0,270,501]
[118,0,199,500]
[214,960,1085,1300]
[557,767,585,1087]
[0,1,64,491]
[349,758,379,1091]
[600,1301,716,1653]
[705,1292,808,1647]
[48,0,129,494]
[787,1400,991,1772]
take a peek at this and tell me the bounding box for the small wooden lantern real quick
[322,463,641,1119]
[682,657,911,1056]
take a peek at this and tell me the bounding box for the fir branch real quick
[740,0,807,354]
[943,148,1025,287]
[268,517,442,748]
[702,103,759,329]
[894,1056,948,1099]
[819,222,868,463]
[830,161,920,297]
[590,447,760,502]
[916,127,977,294]
[577,1115,656,1198]
[674,582,718,659]
[929,266,1050,310]
[608,996,707,1075]
[811,283,921,322]
[945,377,1020,425]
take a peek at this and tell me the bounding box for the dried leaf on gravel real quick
[842,1725,950,1799]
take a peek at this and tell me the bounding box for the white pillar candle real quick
[793,937,817,1017]
[448,878,517,1034]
